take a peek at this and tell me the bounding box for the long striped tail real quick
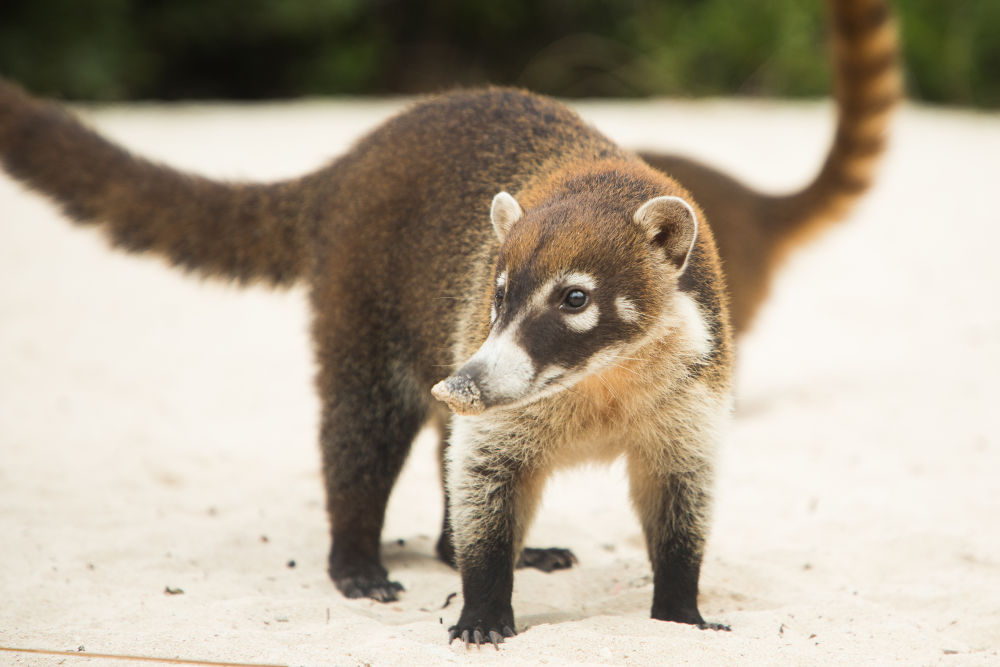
[0,78,318,286]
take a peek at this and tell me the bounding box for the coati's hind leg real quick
[625,450,729,630]
[434,425,576,573]
[316,322,429,603]
[434,437,458,568]
[431,414,459,568]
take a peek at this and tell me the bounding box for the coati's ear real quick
[490,192,523,242]
[633,195,698,273]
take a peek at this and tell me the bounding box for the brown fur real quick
[639,0,901,334]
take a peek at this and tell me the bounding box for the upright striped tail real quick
[768,0,903,254]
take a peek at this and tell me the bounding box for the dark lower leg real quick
[629,461,727,630]
[649,528,706,625]
[436,436,457,567]
[320,388,425,603]
[450,533,518,646]
[436,499,457,567]
[327,482,402,602]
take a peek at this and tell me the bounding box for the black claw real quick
[473,629,484,647]
[461,629,470,649]
[489,630,503,649]
[448,627,459,644]
[502,625,516,637]
[371,584,402,602]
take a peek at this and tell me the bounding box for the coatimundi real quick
[0,0,899,648]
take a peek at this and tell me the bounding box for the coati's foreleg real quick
[314,307,429,602]
[625,446,728,630]
[436,483,574,573]
[445,418,547,646]
[435,430,575,574]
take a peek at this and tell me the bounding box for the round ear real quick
[490,192,523,242]
[633,195,698,272]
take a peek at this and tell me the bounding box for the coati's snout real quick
[431,324,542,415]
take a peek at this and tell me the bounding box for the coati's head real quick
[432,185,702,416]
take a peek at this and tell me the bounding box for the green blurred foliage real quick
[899,0,1000,107]
[0,0,997,107]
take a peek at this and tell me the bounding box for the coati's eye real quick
[561,288,588,311]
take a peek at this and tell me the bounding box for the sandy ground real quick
[0,97,998,666]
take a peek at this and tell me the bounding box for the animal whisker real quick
[607,362,642,378]
[594,372,623,403]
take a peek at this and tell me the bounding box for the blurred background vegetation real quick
[0,0,997,107]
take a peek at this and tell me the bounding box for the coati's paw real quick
[334,572,404,602]
[516,546,577,572]
[698,621,732,631]
[652,605,730,631]
[448,615,517,650]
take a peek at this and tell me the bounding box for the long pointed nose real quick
[431,366,485,416]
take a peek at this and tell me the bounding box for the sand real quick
[0,98,997,666]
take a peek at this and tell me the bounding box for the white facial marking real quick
[497,271,507,289]
[468,322,534,399]
[615,296,640,323]
[674,292,712,357]
[529,276,559,311]
[563,272,597,292]
[564,302,600,332]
